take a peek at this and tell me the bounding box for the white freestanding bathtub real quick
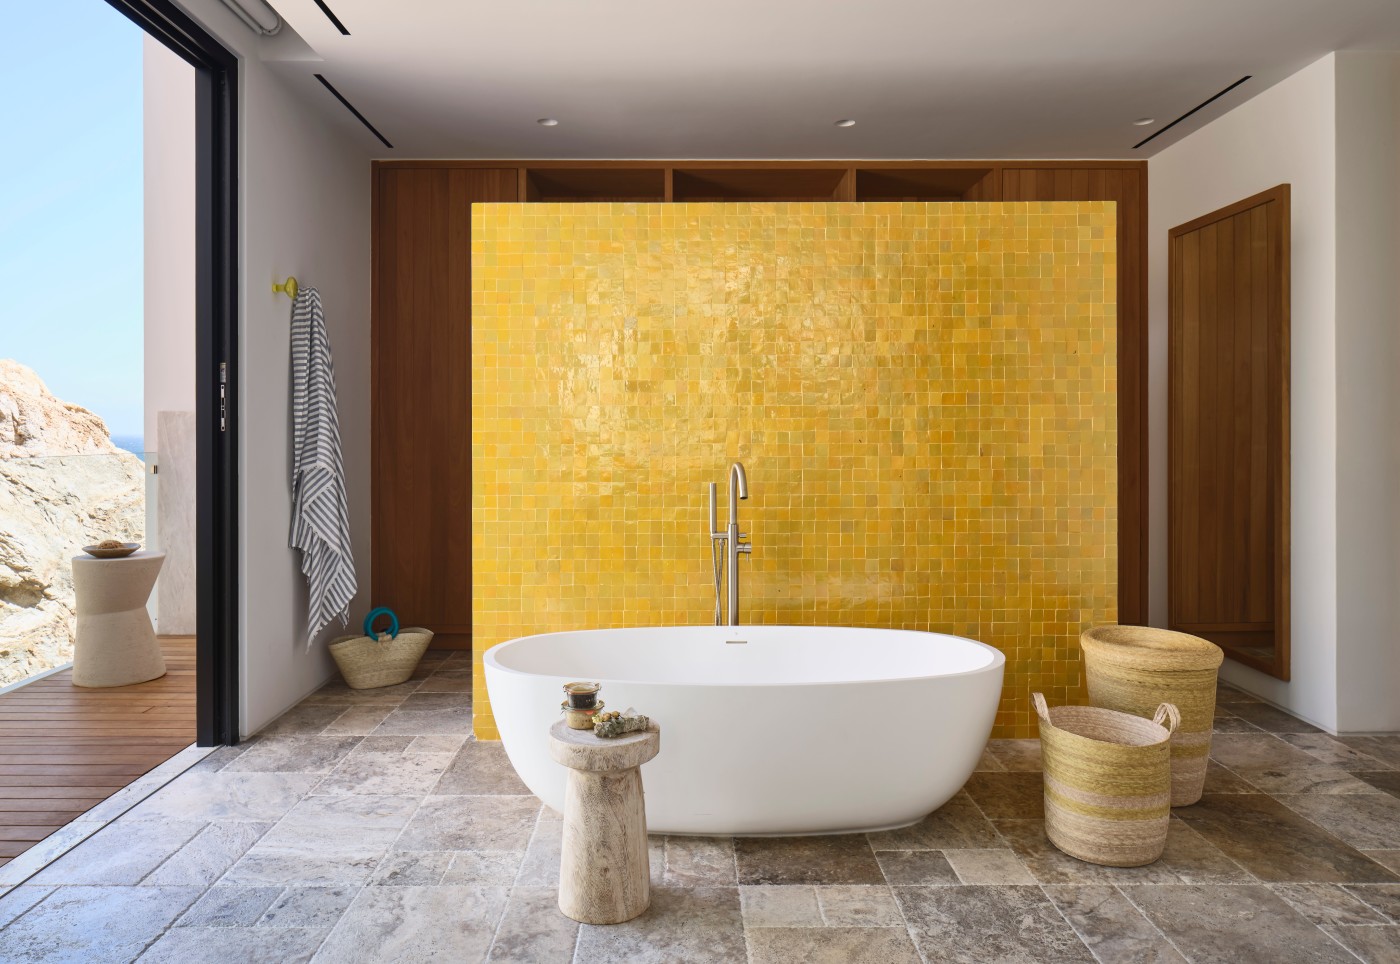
[483,626,1004,835]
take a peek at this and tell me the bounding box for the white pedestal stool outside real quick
[70,550,167,688]
[548,718,660,925]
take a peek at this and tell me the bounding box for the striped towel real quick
[289,286,357,642]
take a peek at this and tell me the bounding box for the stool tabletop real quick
[549,718,659,772]
[72,549,167,566]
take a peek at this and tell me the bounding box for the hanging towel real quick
[289,285,357,642]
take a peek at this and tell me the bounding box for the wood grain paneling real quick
[372,159,1147,648]
[1002,165,1149,625]
[0,637,195,866]
[1169,186,1290,678]
[372,167,518,648]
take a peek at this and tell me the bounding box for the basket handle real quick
[1032,692,1050,721]
[1152,702,1182,735]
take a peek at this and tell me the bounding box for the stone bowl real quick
[82,542,141,559]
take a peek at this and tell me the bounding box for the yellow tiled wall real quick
[471,202,1116,739]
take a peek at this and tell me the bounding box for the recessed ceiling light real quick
[834,118,856,128]
[537,118,559,127]
[1132,117,1155,126]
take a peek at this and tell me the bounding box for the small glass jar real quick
[563,681,600,710]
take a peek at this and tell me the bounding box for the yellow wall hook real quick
[273,276,299,300]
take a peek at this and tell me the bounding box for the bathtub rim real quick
[482,624,1006,689]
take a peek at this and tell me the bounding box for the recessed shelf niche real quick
[854,167,996,201]
[524,168,667,202]
[671,167,851,202]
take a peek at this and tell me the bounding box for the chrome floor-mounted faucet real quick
[708,462,752,626]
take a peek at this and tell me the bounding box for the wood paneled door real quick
[372,167,518,649]
[1168,185,1290,678]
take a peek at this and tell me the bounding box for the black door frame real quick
[104,0,240,745]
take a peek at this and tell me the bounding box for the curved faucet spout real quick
[728,462,748,526]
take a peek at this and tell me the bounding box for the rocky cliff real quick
[0,360,145,686]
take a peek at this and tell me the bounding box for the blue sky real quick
[0,0,144,439]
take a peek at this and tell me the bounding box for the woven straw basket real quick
[1034,692,1180,867]
[1080,625,1224,807]
[328,628,433,689]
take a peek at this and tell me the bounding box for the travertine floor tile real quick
[748,925,922,963]
[141,925,328,963]
[1225,702,1323,734]
[1271,882,1391,926]
[487,885,579,963]
[962,771,1044,819]
[222,736,363,774]
[816,884,903,926]
[316,884,508,962]
[1320,924,1400,963]
[368,850,452,886]
[1173,793,1400,883]
[1277,793,1400,850]
[1281,733,1397,771]
[434,742,531,796]
[735,835,884,885]
[1124,884,1356,963]
[313,749,452,796]
[740,884,823,927]
[257,884,357,928]
[874,850,960,885]
[0,885,201,963]
[664,835,736,885]
[394,795,538,852]
[895,884,1095,963]
[942,848,1037,885]
[143,821,271,886]
[985,738,1043,771]
[866,792,1000,851]
[176,885,281,927]
[1044,885,1186,963]
[28,818,205,885]
[574,885,745,964]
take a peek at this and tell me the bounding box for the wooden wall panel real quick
[1168,186,1290,678]
[1002,165,1148,625]
[372,167,517,648]
[372,160,1147,649]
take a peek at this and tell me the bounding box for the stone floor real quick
[2,652,1400,962]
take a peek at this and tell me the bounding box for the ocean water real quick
[111,435,146,462]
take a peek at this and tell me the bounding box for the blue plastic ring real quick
[363,607,399,641]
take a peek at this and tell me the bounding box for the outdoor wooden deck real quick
[0,636,196,867]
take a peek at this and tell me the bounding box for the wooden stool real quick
[548,718,660,924]
[71,550,167,688]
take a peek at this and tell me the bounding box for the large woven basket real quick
[328,628,433,689]
[1034,692,1180,867]
[1080,625,1224,806]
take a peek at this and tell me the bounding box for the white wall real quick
[143,35,197,631]
[142,34,197,449]
[1147,55,1339,729]
[1149,52,1400,733]
[173,0,373,736]
[1334,53,1400,733]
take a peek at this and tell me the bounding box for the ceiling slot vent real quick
[314,74,392,148]
[1133,76,1252,149]
[312,0,351,35]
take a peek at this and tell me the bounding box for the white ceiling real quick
[263,0,1400,160]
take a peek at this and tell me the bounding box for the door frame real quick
[104,0,241,744]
